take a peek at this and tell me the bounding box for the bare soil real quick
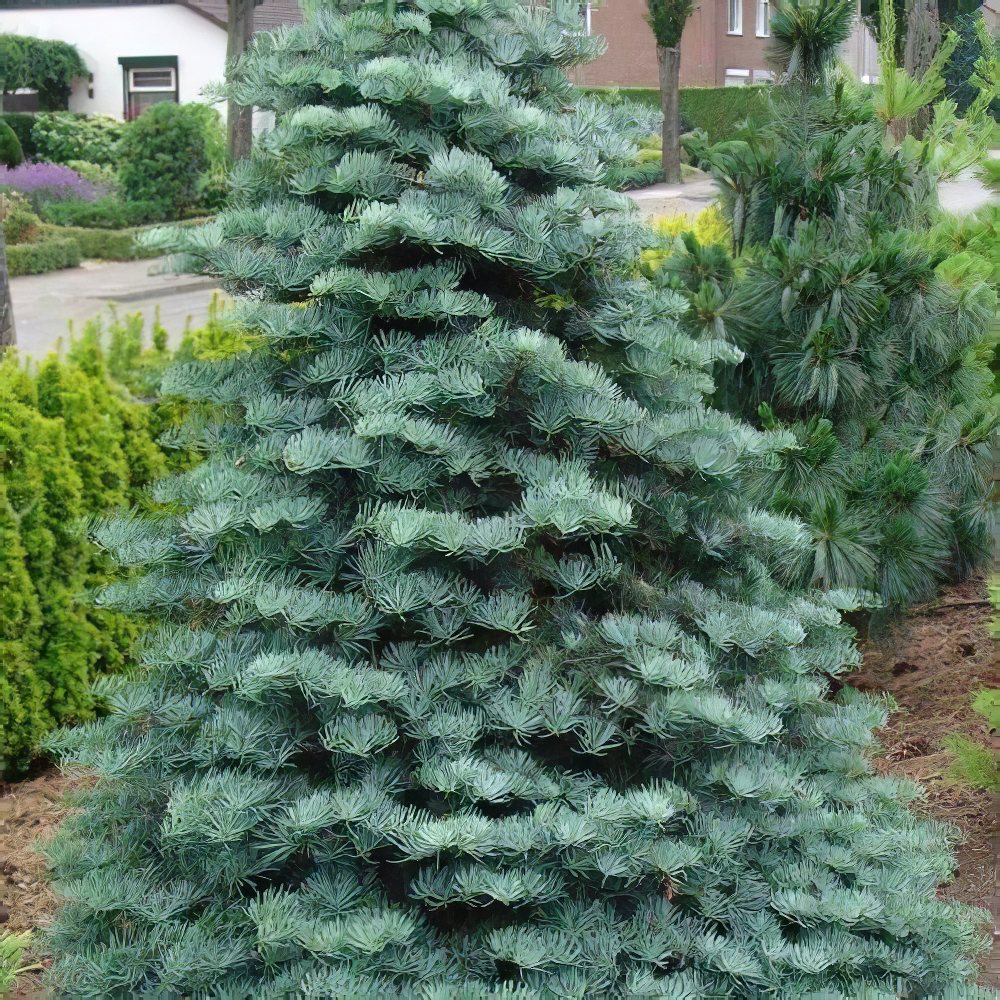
[845,576,997,983]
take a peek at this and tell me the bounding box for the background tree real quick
[43,0,989,995]
[645,0,693,184]
[226,0,263,159]
[768,0,856,89]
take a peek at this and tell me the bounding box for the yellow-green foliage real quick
[0,931,38,993]
[0,347,165,776]
[944,733,1000,790]
[642,204,732,271]
[174,292,256,362]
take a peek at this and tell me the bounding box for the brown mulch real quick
[0,766,83,998]
[845,576,997,981]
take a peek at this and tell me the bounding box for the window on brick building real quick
[756,0,771,37]
[728,0,743,34]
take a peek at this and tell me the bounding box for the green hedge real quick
[678,87,770,143]
[0,113,38,160]
[7,237,81,276]
[59,225,160,261]
[7,225,161,276]
[585,86,773,145]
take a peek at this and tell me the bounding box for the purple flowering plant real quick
[0,162,107,205]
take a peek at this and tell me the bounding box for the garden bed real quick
[846,577,997,985]
[0,768,83,997]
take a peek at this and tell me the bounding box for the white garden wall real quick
[0,5,228,119]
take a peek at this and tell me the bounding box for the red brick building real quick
[572,0,877,89]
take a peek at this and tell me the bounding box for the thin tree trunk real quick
[658,44,682,185]
[227,0,256,160]
[0,203,16,350]
[904,0,940,136]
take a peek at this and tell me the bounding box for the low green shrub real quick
[6,236,81,276]
[63,161,117,189]
[58,225,159,261]
[585,86,773,145]
[36,194,159,229]
[2,196,39,244]
[0,120,23,168]
[30,112,123,166]
[0,114,36,160]
[6,220,161,275]
[0,345,165,775]
[118,102,227,219]
[583,86,662,109]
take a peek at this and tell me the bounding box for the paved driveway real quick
[8,258,222,360]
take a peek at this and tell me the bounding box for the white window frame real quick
[728,0,743,34]
[756,0,770,36]
[128,67,176,93]
[725,69,750,86]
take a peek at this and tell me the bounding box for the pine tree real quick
[45,1,990,995]
[674,56,997,607]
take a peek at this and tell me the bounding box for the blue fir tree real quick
[43,0,991,996]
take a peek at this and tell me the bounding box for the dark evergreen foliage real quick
[673,81,997,608]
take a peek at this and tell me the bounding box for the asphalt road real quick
[8,257,222,360]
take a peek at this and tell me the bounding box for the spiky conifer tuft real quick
[44,1,989,996]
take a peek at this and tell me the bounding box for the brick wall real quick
[578,0,774,88]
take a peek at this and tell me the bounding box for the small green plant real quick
[971,687,1000,731]
[35,197,161,230]
[30,112,123,166]
[0,931,40,993]
[0,120,22,168]
[117,102,226,220]
[944,733,1000,790]
[0,114,36,159]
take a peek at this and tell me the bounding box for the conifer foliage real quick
[676,84,998,607]
[47,1,988,995]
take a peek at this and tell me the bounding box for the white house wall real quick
[0,5,228,119]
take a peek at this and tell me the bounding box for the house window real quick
[725,69,750,86]
[129,68,176,92]
[756,0,770,36]
[728,0,742,34]
[118,56,178,120]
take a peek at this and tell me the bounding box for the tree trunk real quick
[904,0,940,136]
[658,44,682,185]
[227,0,256,160]
[0,201,16,350]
